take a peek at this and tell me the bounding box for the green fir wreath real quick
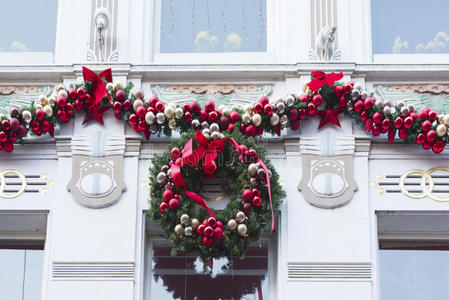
[148,130,284,261]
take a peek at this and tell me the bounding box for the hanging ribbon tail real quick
[144,127,150,140]
[258,283,263,300]
[184,190,215,218]
[49,123,55,137]
[170,164,186,188]
[388,128,396,144]
[257,158,274,233]
[226,137,241,153]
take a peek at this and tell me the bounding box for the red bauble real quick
[307,103,317,116]
[214,227,223,239]
[170,147,181,159]
[155,102,165,112]
[288,108,298,120]
[242,189,253,201]
[204,226,214,237]
[216,221,223,228]
[372,112,383,124]
[56,96,67,108]
[205,100,215,112]
[339,96,347,107]
[299,95,309,103]
[197,224,205,234]
[41,121,50,133]
[114,89,125,102]
[253,102,263,113]
[18,125,26,137]
[381,119,391,130]
[290,119,300,131]
[365,119,373,132]
[229,111,239,123]
[255,126,263,136]
[422,141,432,150]
[77,87,86,98]
[31,121,40,132]
[184,111,193,123]
[429,111,438,121]
[36,109,45,121]
[432,140,445,154]
[57,109,67,121]
[182,103,191,112]
[136,106,147,119]
[416,133,426,144]
[372,125,381,136]
[403,116,413,129]
[334,85,344,97]
[363,98,374,110]
[4,142,13,153]
[208,111,219,121]
[74,100,83,111]
[203,236,214,246]
[298,109,306,120]
[219,116,229,130]
[84,94,91,104]
[8,131,17,142]
[227,123,235,132]
[252,188,260,196]
[427,130,437,143]
[163,189,173,202]
[199,110,207,121]
[243,202,251,213]
[68,89,77,99]
[398,128,408,139]
[421,120,432,132]
[360,111,368,122]
[252,196,262,207]
[66,103,74,115]
[264,104,273,116]
[10,118,20,131]
[245,125,256,137]
[190,101,201,113]
[123,99,131,111]
[207,217,217,227]
[129,114,138,126]
[113,101,122,113]
[168,198,180,210]
[353,101,363,113]
[159,202,169,212]
[312,94,323,106]
[393,117,403,129]
[259,96,269,106]
[148,97,158,107]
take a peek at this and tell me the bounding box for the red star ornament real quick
[316,108,345,129]
[82,105,111,125]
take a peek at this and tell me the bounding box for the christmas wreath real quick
[148,130,284,260]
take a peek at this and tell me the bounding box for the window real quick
[144,238,274,300]
[160,0,267,53]
[0,249,44,300]
[371,0,449,62]
[0,0,58,64]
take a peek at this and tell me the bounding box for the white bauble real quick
[361,91,368,99]
[184,226,193,236]
[145,111,155,125]
[437,124,447,137]
[56,84,65,92]
[133,89,144,100]
[209,123,219,132]
[22,110,32,123]
[174,224,184,235]
[43,105,53,117]
[114,81,124,90]
[236,211,246,223]
[443,114,449,125]
[400,107,409,115]
[375,100,384,109]
[191,218,200,229]
[48,96,56,106]
[156,112,165,124]
[276,102,285,114]
[222,107,230,115]
[280,115,288,125]
[156,172,166,183]
[251,114,262,127]
[133,99,144,111]
[227,219,237,230]
[38,94,48,105]
[244,104,253,113]
[164,106,174,118]
[180,214,189,224]
[242,113,251,124]
[202,128,210,136]
[285,95,295,107]
[175,107,184,119]
[35,103,42,110]
[168,119,176,130]
[58,89,68,99]
[351,89,360,98]
[237,224,247,236]
[396,101,405,109]
[270,113,280,126]
[201,121,209,129]
[211,131,220,140]
[384,100,393,107]
[248,163,258,177]
[106,82,114,91]
[383,106,392,115]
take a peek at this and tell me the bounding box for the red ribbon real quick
[257,158,275,233]
[307,71,343,92]
[82,67,113,106]
[181,130,225,170]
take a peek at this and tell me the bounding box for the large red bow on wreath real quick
[82,67,113,125]
[307,70,343,92]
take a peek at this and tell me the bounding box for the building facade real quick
[1,0,449,299]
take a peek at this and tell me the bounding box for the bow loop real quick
[307,71,343,92]
[82,67,113,106]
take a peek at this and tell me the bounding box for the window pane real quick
[0,249,44,300]
[371,0,449,54]
[150,240,269,299]
[160,0,267,53]
[379,249,449,300]
[0,0,58,52]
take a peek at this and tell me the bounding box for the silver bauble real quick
[227,219,237,230]
[383,106,392,115]
[201,121,209,129]
[202,128,210,136]
[209,123,219,132]
[276,102,285,114]
[248,163,258,177]
[384,100,393,107]
[251,114,262,127]
[43,105,53,117]
[250,178,258,185]
[22,110,32,123]
[161,165,169,173]
[242,113,251,124]
[396,101,405,109]
[270,113,280,126]
[156,112,165,124]
[180,214,189,224]
[133,89,144,100]
[191,218,200,229]
[400,107,409,115]
[164,106,174,118]
[211,131,221,140]
[237,224,247,236]
[353,83,362,91]
[168,119,177,130]
[106,82,115,91]
[58,89,68,99]
[236,211,246,223]
[184,226,193,236]
[191,119,201,129]
[149,124,158,134]
[361,91,368,99]
[286,95,295,107]
[280,115,288,125]
[257,168,266,179]
[157,172,166,183]
[133,99,144,111]
[114,81,124,90]
[375,100,384,109]
[175,107,184,119]
[145,111,155,125]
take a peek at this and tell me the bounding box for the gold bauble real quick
[437,124,447,137]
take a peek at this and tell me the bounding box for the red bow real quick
[307,71,343,92]
[181,130,225,170]
[82,67,113,106]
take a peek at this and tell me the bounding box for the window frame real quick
[147,0,278,64]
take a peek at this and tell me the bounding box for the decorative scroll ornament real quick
[67,132,126,208]
[298,134,358,208]
[0,170,26,199]
[400,167,449,202]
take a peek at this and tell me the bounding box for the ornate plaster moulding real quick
[0,85,53,116]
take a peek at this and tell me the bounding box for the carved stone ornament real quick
[298,133,357,208]
[67,132,126,208]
